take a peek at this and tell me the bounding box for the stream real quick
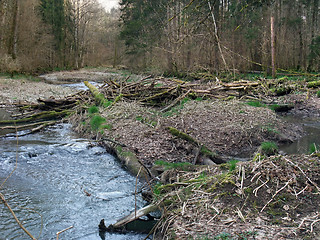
[0,123,147,240]
[279,116,320,154]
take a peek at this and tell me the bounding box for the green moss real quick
[154,160,192,170]
[168,127,198,144]
[317,90,320,98]
[102,124,113,130]
[103,99,113,108]
[307,80,320,88]
[201,146,218,158]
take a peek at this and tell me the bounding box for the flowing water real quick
[0,123,147,240]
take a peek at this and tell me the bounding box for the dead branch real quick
[56,226,73,240]
[0,193,36,240]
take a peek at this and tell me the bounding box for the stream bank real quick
[1,69,320,239]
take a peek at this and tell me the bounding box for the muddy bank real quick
[71,99,303,168]
[0,77,74,104]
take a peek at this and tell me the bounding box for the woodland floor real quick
[1,70,320,239]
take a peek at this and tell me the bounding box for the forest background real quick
[1,0,320,76]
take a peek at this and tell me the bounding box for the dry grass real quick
[153,154,320,240]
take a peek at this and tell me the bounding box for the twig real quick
[240,166,245,195]
[311,219,320,232]
[56,226,73,240]
[295,185,308,198]
[193,144,202,165]
[160,89,191,112]
[253,177,269,197]
[236,207,246,222]
[284,157,320,192]
[261,179,292,212]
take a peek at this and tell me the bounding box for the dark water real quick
[0,124,147,240]
[279,117,320,154]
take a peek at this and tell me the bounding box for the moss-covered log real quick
[168,127,198,145]
[307,80,320,88]
[116,146,151,178]
[84,81,107,106]
[168,127,226,164]
[0,110,72,126]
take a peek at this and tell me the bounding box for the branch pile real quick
[151,154,320,239]
[98,76,260,108]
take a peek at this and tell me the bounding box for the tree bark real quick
[270,15,276,78]
[8,0,19,59]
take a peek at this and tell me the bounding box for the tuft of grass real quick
[260,141,278,156]
[227,159,239,171]
[88,105,99,114]
[246,101,266,108]
[90,115,106,131]
[309,143,319,154]
[102,124,113,130]
[153,182,163,196]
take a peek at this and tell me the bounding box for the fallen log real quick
[168,127,226,164]
[105,204,158,231]
[0,121,56,130]
[37,97,77,109]
[17,121,57,137]
[84,81,107,106]
[0,110,71,127]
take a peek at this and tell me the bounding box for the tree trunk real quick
[270,15,276,78]
[8,0,19,59]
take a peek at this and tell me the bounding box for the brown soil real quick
[75,99,303,166]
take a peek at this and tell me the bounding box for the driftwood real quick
[105,204,158,231]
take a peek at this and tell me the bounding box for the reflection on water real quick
[0,124,147,240]
[279,117,320,154]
